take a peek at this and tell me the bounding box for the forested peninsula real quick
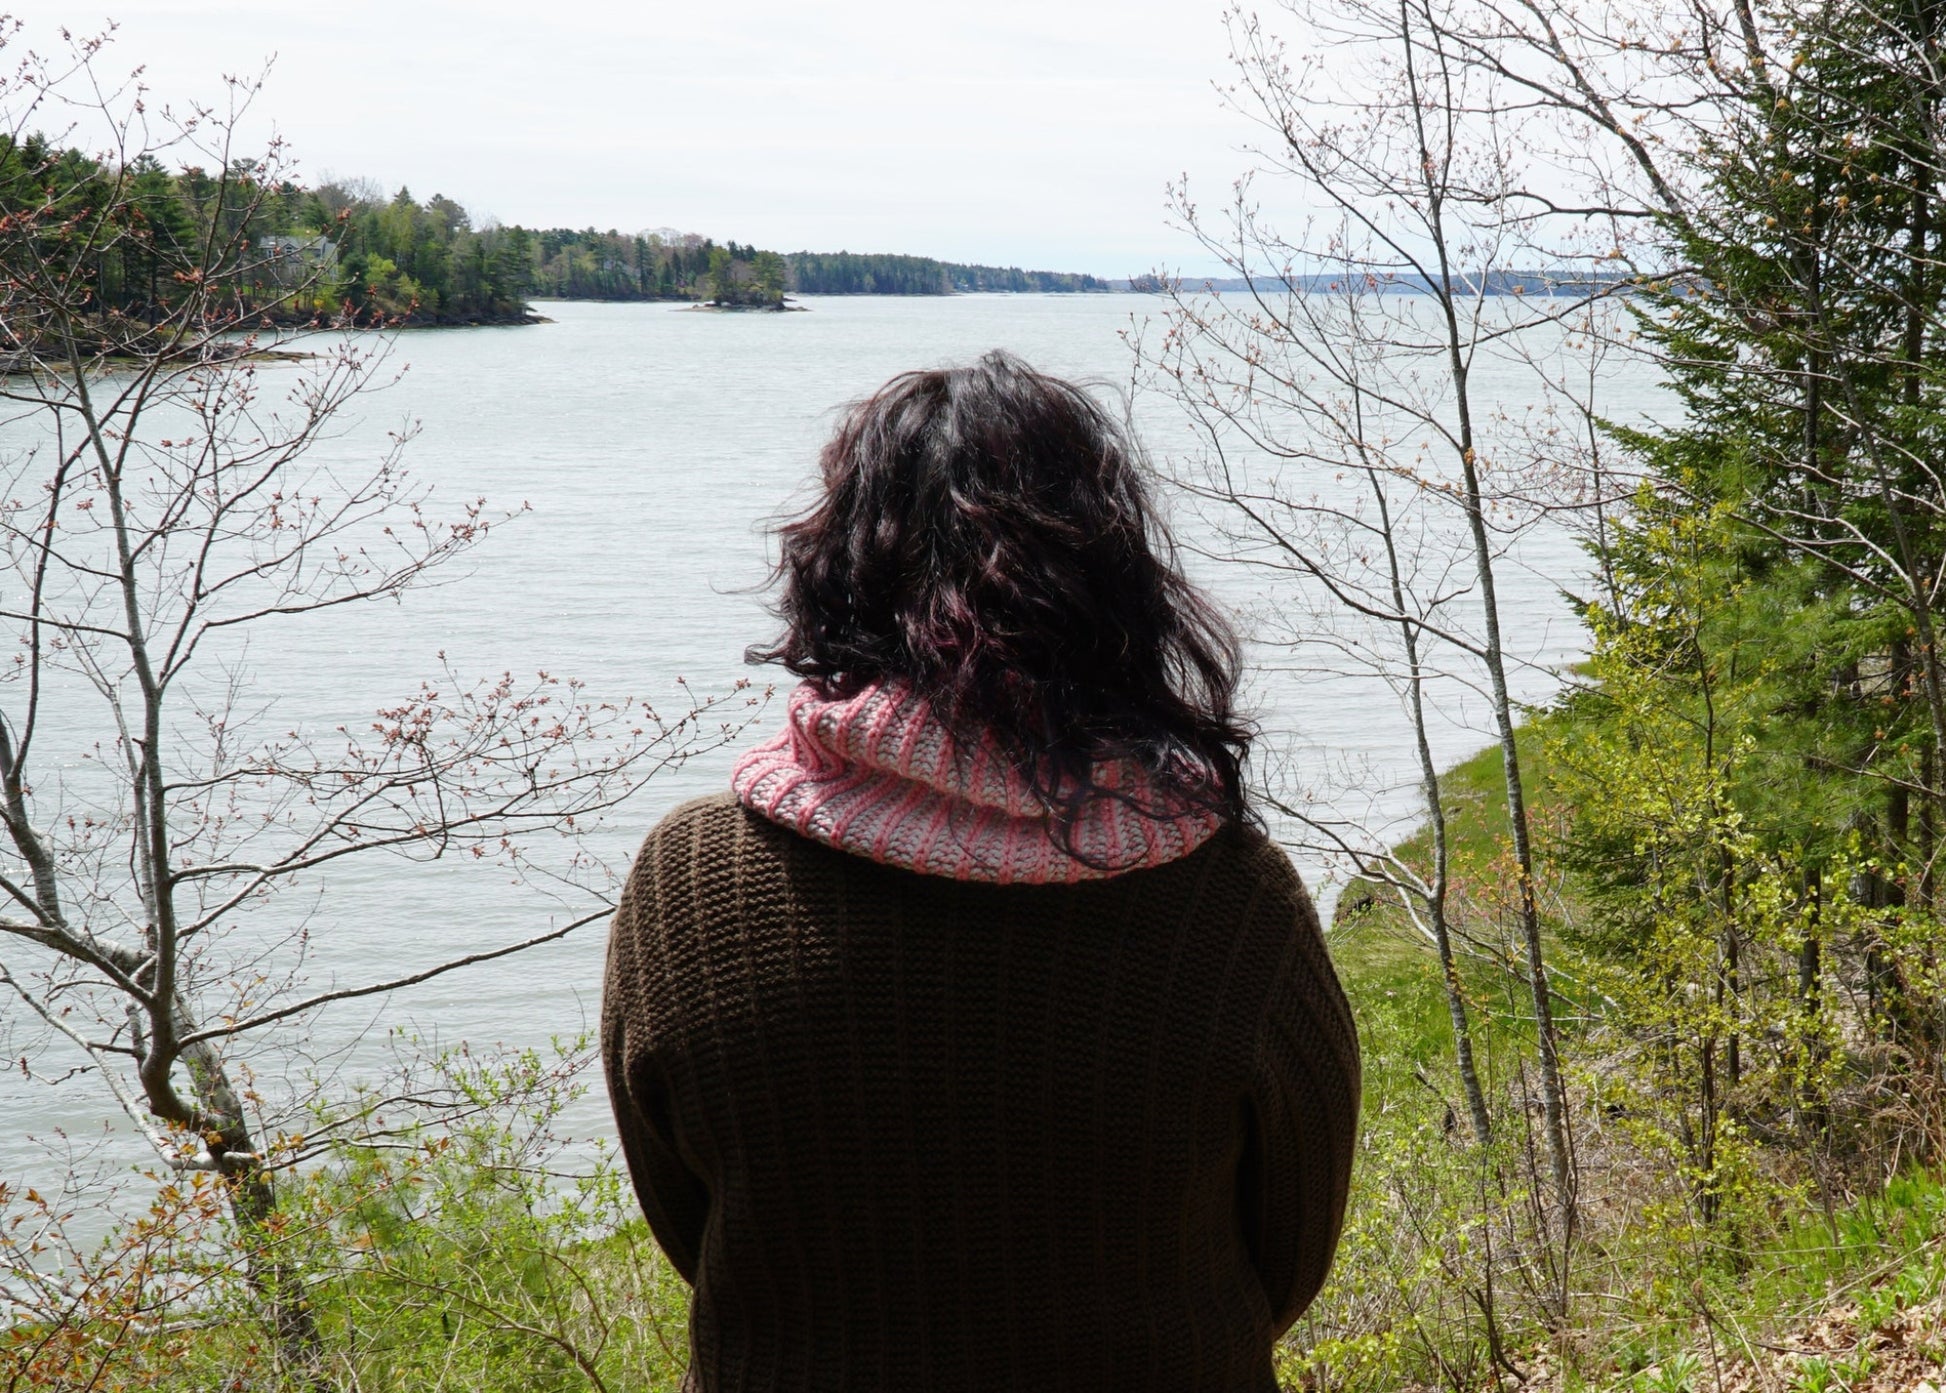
[2,138,1106,326]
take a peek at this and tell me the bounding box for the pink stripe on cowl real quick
[730,681,1223,884]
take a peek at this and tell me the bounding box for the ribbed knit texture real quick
[602,793,1362,1393]
[730,681,1223,884]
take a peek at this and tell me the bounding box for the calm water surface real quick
[0,295,1665,1198]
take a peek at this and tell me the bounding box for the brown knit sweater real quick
[601,793,1361,1393]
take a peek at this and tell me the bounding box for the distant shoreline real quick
[1116,270,1641,296]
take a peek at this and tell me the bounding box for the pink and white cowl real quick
[730,681,1223,885]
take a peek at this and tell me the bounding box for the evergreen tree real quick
[707,245,736,303]
[1573,0,1946,1162]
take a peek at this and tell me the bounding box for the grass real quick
[1330,723,1557,933]
[1302,725,1946,1393]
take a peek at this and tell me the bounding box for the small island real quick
[696,246,803,310]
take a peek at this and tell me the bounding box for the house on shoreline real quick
[255,234,339,287]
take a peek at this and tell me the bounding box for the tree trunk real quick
[1395,0,1576,1262]
[181,1027,324,1381]
[1368,403,1495,1146]
[1799,865,1830,1141]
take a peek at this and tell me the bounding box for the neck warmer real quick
[729,681,1223,885]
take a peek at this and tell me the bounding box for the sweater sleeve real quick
[601,829,710,1284]
[1237,863,1362,1335]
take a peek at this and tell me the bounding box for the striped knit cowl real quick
[730,681,1224,885]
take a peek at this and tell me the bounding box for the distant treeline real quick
[1122,269,1639,296]
[1,136,1107,327]
[786,251,1109,295]
[313,196,1113,311]
[528,237,1109,298]
[0,138,537,325]
[526,230,793,306]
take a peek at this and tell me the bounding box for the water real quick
[0,294,1666,1207]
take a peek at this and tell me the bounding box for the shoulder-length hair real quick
[748,350,1252,834]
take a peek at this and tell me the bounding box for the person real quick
[601,351,1361,1392]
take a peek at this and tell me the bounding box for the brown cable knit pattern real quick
[602,793,1361,1393]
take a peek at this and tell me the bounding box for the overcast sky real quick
[13,1,1267,277]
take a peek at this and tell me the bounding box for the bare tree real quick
[1141,251,1502,1150]
[0,27,753,1372]
[1134,0,1653,1314]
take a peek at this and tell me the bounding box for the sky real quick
[11,0,1262,278]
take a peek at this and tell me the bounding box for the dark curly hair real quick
[747,350,1252,837]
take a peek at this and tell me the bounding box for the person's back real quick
[604,793,1356,1392]
[603,351,1361,1391]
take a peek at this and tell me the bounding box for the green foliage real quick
[783,249,1109,295]
[0,133,1108,326]
[1279,917,1558,1392]
[0,1167,265,1390]
[1792,1354,1841,1393]
[705,245,736,304]
[1529,0,1946,1312]
[752,249,785,300]
[287,1041,691,1392]
[1549,495,1864,1231]
[1638,1350,1703,1393]
[0,1041,692,1392]
[1265,0,1946,1373]
[528,228,718,302]
[0,141,543,325]
[782,250,951,293]
[324,182,531,321]
[1333,732,1556,934]
[1308,708,1946,1392]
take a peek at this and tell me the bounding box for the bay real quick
[0,293,1665,1202]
